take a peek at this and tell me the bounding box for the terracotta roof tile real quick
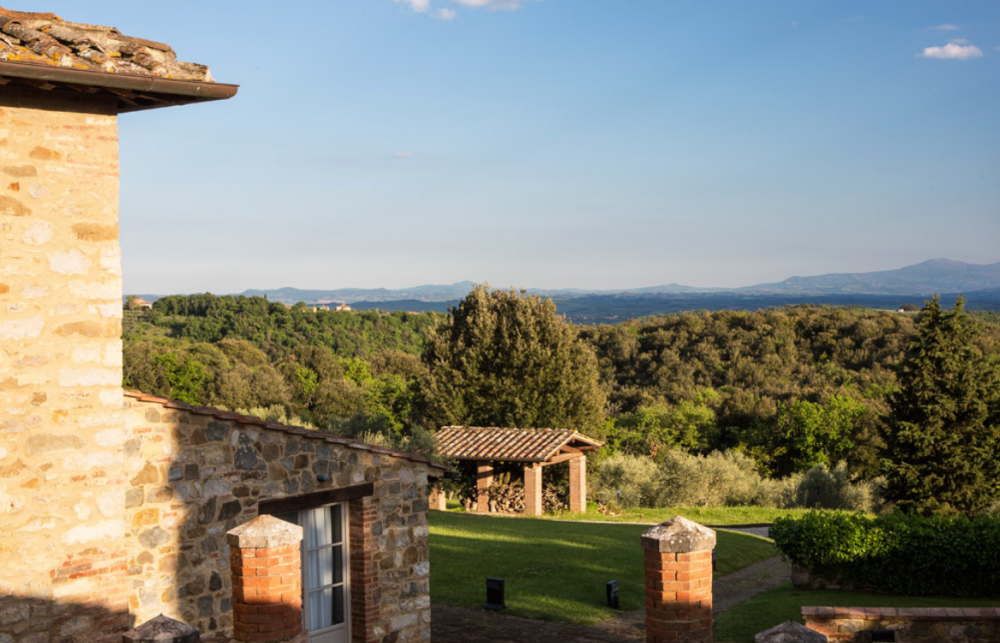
[124,390,446,473]
[436,426,603,463]
[0,5,213,81]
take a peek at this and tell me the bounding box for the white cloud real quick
[392,152,415,158]
[396,0,430,13]
[435,8,457,20]
[452,0,523,10]
[949,37,969,45]
[931,24,960,31]
[918,41,984,60]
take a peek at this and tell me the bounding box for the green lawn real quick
[715,582,1000,643]
[550,504,810,526]
[429,511,778,625]
[443,499,808,526]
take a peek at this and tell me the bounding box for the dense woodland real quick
[123,292,1000,509]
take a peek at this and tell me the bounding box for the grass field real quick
[714,582,1000,643]
[549,505,810,525]
[428,511,777,625]
[443,499,809,526]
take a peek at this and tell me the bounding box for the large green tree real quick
[882,296,1000,515]
[421,285,606,431]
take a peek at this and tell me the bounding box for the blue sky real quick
[40,0,1000,293]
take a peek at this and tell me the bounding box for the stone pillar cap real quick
[226,513,303,549]
[641,515,716,553]
[123,614,200,643]
[754,620,828,643]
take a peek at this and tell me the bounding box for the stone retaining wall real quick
[804,606,1000,642]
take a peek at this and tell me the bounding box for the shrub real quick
[594,449,881,511]
[771,511,1000,596]
[793,463,883,514]
[592,453,662,508]
[658,449,764,507]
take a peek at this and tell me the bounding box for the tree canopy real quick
[421,286,606,431]
[882,296,1000,515]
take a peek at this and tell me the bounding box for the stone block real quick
[756,621,828,643]
[641,516,717,554]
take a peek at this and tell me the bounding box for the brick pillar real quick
[568,456,587,513]
[227,515,305,643]
[476,462,494,512]
[429,486,447,511]
[524,463,543,516]
[642,516,716,643]
[349,496,380,643]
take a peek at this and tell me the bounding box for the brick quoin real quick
[349,496,381,643]
[641,517,716,643]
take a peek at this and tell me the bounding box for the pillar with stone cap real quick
[227,515,305,643]
[642,516,716,643]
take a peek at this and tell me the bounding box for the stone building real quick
[0,6,443,643]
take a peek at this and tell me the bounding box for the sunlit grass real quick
[443,498,809,526]
[429,511,777,625]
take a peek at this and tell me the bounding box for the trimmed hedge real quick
[771,511,1000,597]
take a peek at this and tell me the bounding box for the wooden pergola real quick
[433,426,603,516]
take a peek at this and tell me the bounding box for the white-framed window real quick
[275,503,351,643]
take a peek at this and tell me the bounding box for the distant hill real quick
[239,282,476,304]
[128,259,1000,311]
[743,259,1000,295]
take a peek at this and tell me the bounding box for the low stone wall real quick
[803,606,1000,642]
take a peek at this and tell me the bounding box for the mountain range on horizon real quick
[232,259,1000,304]
[128,258,1000,305]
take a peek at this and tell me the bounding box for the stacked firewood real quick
[486,473,526,513]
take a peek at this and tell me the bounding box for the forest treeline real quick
[123,293,1000,484]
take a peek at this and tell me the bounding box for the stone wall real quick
[124,391,440,642]
[803,606,1000,642]
[0,88,128,643]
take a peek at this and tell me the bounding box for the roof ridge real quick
[0,7,60,20]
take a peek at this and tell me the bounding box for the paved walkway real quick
[431,555,790,642]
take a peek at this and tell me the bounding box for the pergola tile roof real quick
[436,426,603,463]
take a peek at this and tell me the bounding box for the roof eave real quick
[0,60,238,112]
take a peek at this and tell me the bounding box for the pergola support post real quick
[476,461,494,512]
[569,455,587,513]
[524,463,543,516]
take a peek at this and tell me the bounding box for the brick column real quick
[568,456,587,513]
[524,463,543,516]
[476,462,494,512]
[641,516,716,643]
[429,486,447,511]
[227,515,305,643]
[349,496,380,643]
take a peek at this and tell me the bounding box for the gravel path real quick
[431,554,790,642]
